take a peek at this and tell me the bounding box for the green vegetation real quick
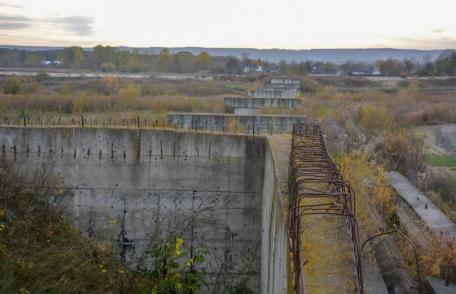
[3,77,21,94]
[424,154,456,168]
[0,162,209,293]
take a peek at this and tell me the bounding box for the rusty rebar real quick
[288,123,363,294]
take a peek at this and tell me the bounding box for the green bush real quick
[3,77,21,94]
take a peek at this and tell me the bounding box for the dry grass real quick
[0,162,144,293]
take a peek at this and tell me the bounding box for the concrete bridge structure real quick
[0,126,289,293]
[167,113,306,133]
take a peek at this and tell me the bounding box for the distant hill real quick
[0,45,447,63]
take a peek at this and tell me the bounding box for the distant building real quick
[42,60,62,66]
[350,67,382,76]
[243,65,263,73]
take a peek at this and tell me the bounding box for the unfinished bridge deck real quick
[288,123,362,293]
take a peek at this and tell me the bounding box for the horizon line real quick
[0,44,453,51]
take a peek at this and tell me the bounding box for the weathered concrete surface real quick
[261,135,291,294]
[426,276,456,294]
[0,127,289,293]
[167,113,306,133]
[389,172,456,239]
[224,97,302,109]
[234,108,260,115]
[270,79,301,87]
[248,87,300,99]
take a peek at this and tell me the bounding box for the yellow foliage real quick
[337,151,396,219]
[118,84,140,100]
[71,93,89,113]
[421,232,456,278]
[358,104,395,131]
[175,236,184,257]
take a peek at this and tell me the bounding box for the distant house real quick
[41,60,62,66]
[350,67,381,76]
[243,64,263,73]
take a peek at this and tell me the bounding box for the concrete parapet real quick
[270,78,301,87]
[248,87,300,99]
[167,113,306,133]
[224,97,302,109]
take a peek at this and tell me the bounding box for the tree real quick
[157,48,172,72]
[435,50,456,76]
[376,59,406,76]
[92,45,116,68]
[278,60,288,73]
[196,51,212,70]
[59,46,84,68]
[226,57,241,74]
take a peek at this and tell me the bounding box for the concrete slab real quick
[389,172,456,239]
[362,258,389,294]
[426,276,456,294]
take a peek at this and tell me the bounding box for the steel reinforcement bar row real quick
[288,123,363,293]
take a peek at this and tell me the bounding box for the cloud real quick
[51,16,95,36]
[392,36,456,50]
[432,27,449,34]
[0,22,30,30]
[0,2,23,9]
[0,14,95,36]
[0,14,31,30]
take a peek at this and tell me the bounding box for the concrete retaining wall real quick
[248,88,300,99]
[224,97,302,109]
[0,127,288,293]
[260,141,288,293]
[168,113,306,133]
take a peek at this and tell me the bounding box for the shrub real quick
[300,78,319,93]
[336,151,396,220]
[90,77,119,95]
[0,161,211,292]
[57,81,79,95]
[374,129,424,182]
[144,236,208,293]
[426,174,456,204]
[99,62,116,72]
[118,83,141,100]
[21,82,40,94]
[35,71,49,82]
[421,230,456,281]
[417,104,456,125]
[358,104,395,131]
[72,93,90,113]
[3,77,21,94]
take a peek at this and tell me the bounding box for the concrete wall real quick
[224,97,302,109]
[248,88,300,99]
[234,108,260,115]
[168,113,306,134]
[260,141,288,293]
[270,78,300,86]
[0,127,288,293]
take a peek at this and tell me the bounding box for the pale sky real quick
[0,0,455,49]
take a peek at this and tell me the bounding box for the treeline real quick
[1,46,456,76]
[419,50,456,76]
[0,46,277,74]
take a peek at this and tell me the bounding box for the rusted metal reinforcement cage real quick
[288,123,363,293]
